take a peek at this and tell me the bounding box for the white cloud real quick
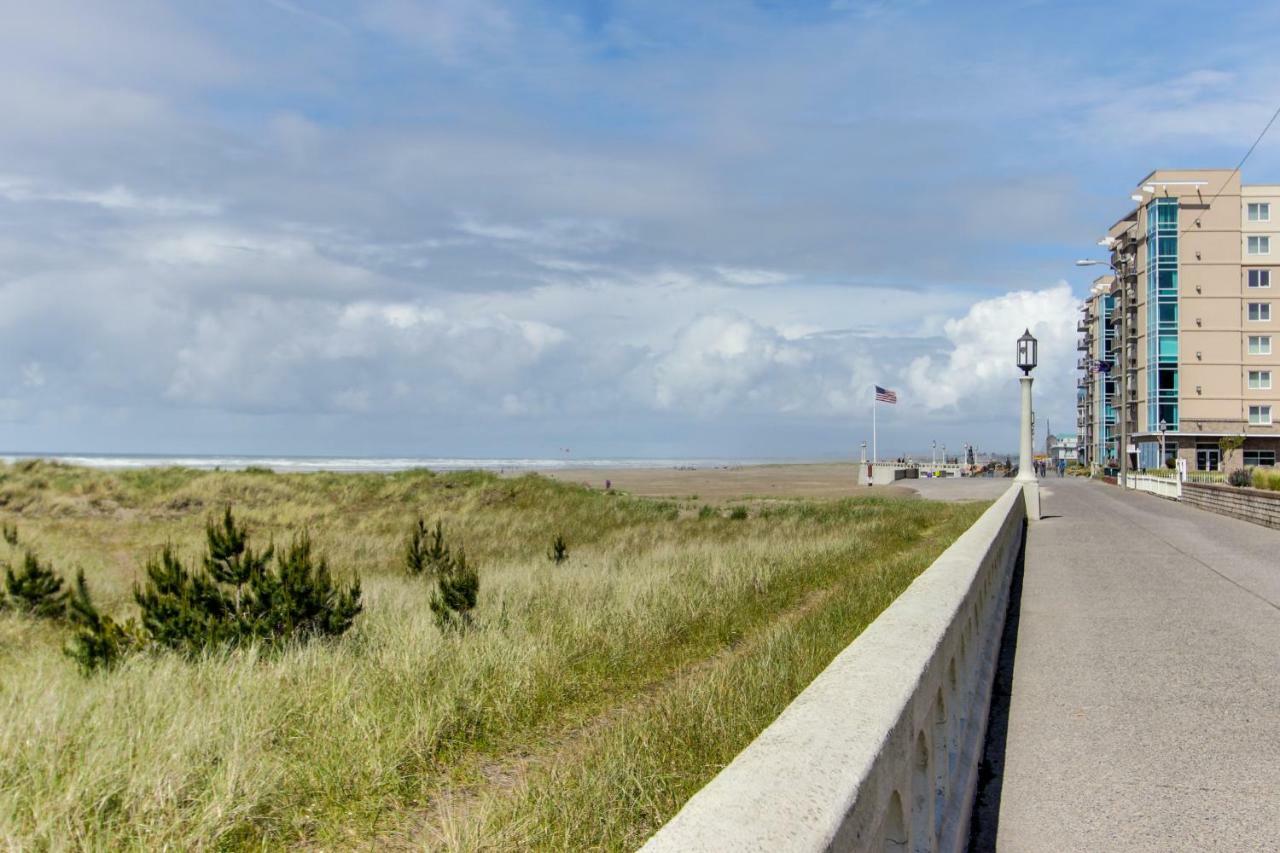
[0,175,220,216]
[905,285,1078,412]
[713,266,791,287]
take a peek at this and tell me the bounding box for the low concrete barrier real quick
[858,464,921,486]
[642,484,1026,853]
[1182,481,1280,529]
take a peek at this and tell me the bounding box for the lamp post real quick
[1158,418,1168,471]
[931,440,937,467]
[1016,329,1042,520]
[1078,243,1135,488]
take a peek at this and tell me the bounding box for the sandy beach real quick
[534,462,1006,502]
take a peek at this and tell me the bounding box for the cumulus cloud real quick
[904,285,1078,412]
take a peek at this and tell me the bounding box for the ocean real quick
[0,453,812,473]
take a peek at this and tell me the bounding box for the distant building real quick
[1077,169,1280,472]
[1045,433,1077,464]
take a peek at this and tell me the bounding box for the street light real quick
[1158,418,1168,471]
[932,439,937,467]
[1017,328,1038,373]
[1015,330,1041,519]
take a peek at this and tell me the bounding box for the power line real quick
[1179,100,1280,239]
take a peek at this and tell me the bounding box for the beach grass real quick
[0,460,987,850]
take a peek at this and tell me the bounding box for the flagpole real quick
[872,388,877,463]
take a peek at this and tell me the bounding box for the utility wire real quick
[1178,101,1280,239]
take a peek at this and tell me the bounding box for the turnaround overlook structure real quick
[1077,169,1280,472]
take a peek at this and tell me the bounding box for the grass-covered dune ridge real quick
[0,460,988,849]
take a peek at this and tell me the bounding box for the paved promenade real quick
[987,478,1280,851]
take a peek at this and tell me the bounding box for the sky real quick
[4,0,1280,459]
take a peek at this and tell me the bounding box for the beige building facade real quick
[1077,169,1280,472]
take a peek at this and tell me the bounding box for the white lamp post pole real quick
[1016,376,1036,482]
[1016,329,1042,520]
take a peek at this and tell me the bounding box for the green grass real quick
[0,460,987,850]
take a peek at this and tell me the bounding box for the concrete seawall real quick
[642,484,1026,852]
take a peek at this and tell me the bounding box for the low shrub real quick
[548,533,569,565]
[697,504,717,520]
[404,518,452,576]
[3,550,68,619]
[2,522,17,546]
[71,507,362,671]
[430,547,479,632]
[728,506,749,520]
[66,571,145,673]
[1228,468,1253,488]
[1251,467,1280,492]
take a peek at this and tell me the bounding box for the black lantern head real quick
[1017,329,1038,374]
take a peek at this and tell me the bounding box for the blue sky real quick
[3,0,1280,458]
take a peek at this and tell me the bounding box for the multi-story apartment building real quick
[1077,169,1280,472]
[1077,276,1118,465]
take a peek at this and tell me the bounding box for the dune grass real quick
[0,460,987,850]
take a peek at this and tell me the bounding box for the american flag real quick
[875,385,898,404]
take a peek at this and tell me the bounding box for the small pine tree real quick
[2,523,18,546]
[4,550,68,619]
[132,508,362,658]
[548,534,568,565]
[247,533,362,642]
[405,518,455,576]
[430,547,479,632]
[65,569,144,673]
[135,545,237,656]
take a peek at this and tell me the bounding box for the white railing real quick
[642,484,1027,853]
[1124,473,1181,499]
[1185,470,1226,485]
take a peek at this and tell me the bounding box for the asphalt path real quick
[989,478,1280,851]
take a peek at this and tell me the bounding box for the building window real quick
[1250,302,1272,321]
[1250,405,1273,425]
[1249,202,1271,222]
[1248,235,1271,255]
[1249,370,1273,390]
[1249,269,1271,288]
[1250,335,1272,355]
[1244,449,1277,466]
